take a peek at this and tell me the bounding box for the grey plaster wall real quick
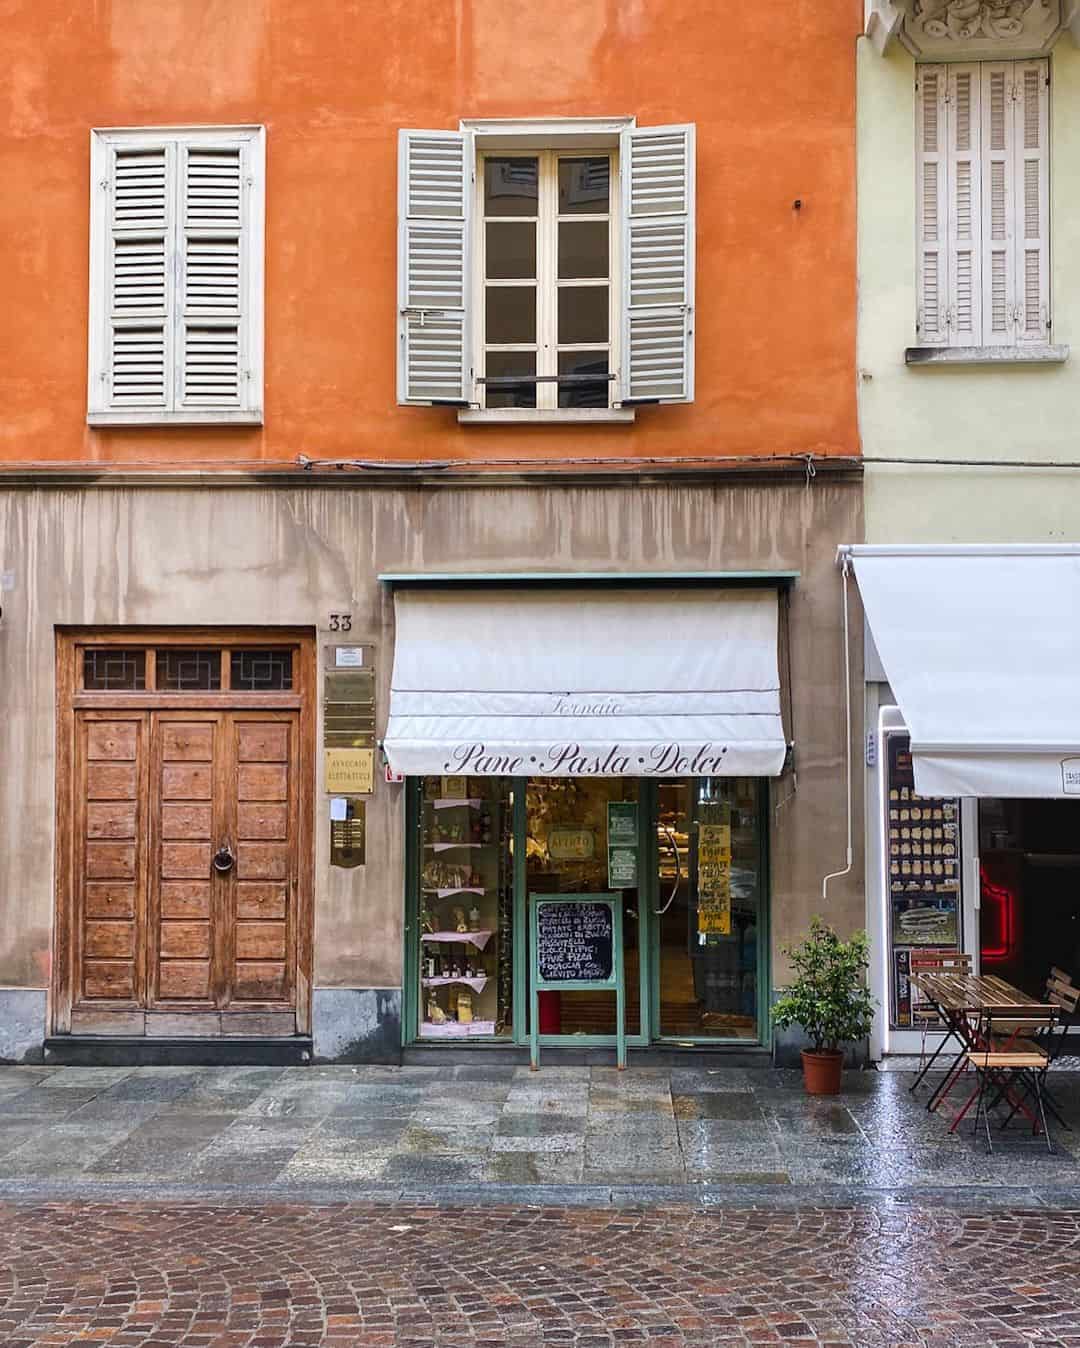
[0,475,864,1047]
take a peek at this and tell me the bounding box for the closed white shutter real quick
[619,123,695,403]
[89,127,264,424]
[947,65,982,346]
[915,68,950,346]
[980,63,1017,347]
[103,142,174,409]
[177,142,246,411]
[397,129,472,405]
[1013,60,1050,344]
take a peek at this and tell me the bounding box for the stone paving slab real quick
[1,1197,1080,1344]
[0,1062,1076,1199]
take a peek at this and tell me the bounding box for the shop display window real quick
[416,777,514,1039]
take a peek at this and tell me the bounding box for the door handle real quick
[212,844,236,874]
[655,824,682,915]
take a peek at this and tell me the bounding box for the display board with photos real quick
[885,732,963,1028]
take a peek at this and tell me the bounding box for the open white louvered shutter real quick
[88,127,264,425]
[619,124,695,404]
[397,130,473,405]
[914,62,1048,349]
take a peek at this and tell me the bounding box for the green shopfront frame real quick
[403,777,771,1050]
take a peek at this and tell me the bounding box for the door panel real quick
[149,713,221,1008]
[73,712,148,1009]
[230,714,298,1008]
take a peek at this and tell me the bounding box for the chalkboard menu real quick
[535,901,614,984]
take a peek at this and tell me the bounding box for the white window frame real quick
[88,124,265,427]
[474,147,620,412]
[460,116,634,424]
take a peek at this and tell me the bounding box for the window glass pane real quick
[156,649,221,691]
[418,777,514,1040]
[485,352,536,409]
[83,648,146,691]
[558,286,608,344]
[558,220,609,279]
[485,221,536,280]
[558,157,610,214]
[486,286,536,344]
[231,649,293,691]
[558,350,609,408]
[484,158,538,217]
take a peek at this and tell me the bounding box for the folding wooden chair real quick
[966,1004,1059,1154]
[908,950,973,1096]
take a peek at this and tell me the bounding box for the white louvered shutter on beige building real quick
[619,124,695,403]
[916,67,950,346]
[88,127,264,424]
[1015,61,1050,344]
[915,61,1048,349]
[396,129,473,405]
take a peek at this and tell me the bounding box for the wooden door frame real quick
[53,628,316,1037]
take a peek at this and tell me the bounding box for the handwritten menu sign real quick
[536,901,614,984]
[697,821,732,936]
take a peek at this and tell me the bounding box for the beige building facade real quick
[0,472,862,1062]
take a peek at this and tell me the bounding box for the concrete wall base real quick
[0,989,46,1063]
[312,988,402,1064]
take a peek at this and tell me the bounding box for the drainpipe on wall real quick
[822,552,854,903]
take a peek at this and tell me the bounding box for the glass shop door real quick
[653,777,768,1044]
[517,777,648,1045]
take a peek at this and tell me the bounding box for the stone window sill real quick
[905,345,1070,367]
[457,408,636,425]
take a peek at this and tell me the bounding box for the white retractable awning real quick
[383,586,787,778]
[846,545,1080,798]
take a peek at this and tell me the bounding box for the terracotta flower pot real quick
[801,1048,843,1096]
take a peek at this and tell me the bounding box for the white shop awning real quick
[845,545,1080,798]
[383,585,788,778]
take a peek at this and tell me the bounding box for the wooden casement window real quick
[396,121,696,410]
[916,61,1049,348]
[87,126,265,425]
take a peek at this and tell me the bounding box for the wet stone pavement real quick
[0,1061,1077,1193]
[1,1065,1080,1343]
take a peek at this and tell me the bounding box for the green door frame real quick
[402,776,770,1049]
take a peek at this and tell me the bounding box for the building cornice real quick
[0,456,864,490]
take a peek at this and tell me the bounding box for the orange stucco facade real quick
[0,0,861,469]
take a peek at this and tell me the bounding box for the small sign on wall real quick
[325,748,374,794]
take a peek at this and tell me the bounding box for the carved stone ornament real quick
[866,0,1080,57]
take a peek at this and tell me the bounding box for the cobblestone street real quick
[3,1197,1080,1346]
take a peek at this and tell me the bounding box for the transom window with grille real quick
[88,126,265,425]
[396,119,696,414]
[916,61,1049,349]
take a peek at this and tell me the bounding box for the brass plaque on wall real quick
[325,748,374,794]
[323,645,376,751]
[330,798,366,868]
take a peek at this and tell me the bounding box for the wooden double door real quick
[55,635,313,1039]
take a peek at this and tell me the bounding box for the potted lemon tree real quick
[771,918,875,1095]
